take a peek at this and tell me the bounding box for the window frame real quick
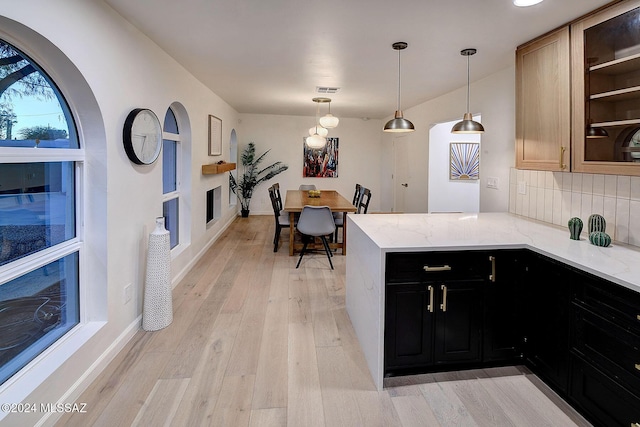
[162,109,182,253]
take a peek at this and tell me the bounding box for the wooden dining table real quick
[283,190,357,256]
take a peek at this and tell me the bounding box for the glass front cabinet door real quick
[572,0,640,175]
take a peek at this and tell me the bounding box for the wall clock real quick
[123,108,163,165]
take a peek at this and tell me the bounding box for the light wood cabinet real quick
[516,27,571,171]
[571,0,640,175]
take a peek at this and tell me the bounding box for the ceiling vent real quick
[316,86,340,94]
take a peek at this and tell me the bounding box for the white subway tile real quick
[582,173,593,194]
[572,173,583,193]
[631,177,640,201]
[561,172,572,191]
[581,193,593,220]
[615,198,631,243]
[604,175,617,197]
[529,170,537,188]
[537,171,546,189]
[522,187,530,217]
[552,172,562,190]
[516,190,524,216]
[629,200,640,246]
[536,188,546,221]
[545,171,554,190]
[544,189,554,223]
[510,168,517,184]
[571,192,582,219]
[617,175,631,199]
[553,189,563,225]
[509,183,516,213]
[603,196,617,239]
[561,190,572,225]
[517,168,524,182]
[529,187,538,218]
[592,174,605,196]
[524,170,531,184]
[591,195,604,216]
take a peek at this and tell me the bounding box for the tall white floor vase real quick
[142,217,173,331]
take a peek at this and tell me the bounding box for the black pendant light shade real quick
[452,48,484,134]
[384,42,415,133]
[586,125,609,139]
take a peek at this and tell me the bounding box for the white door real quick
[393,135,409,213]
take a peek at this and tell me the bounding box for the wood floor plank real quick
[391,394,441,427]
[251,257,289,410]
[209,374,255,427]
[249,407,287,427]
[447,378,515,427]
[316,345,366,426]
[131,378,190,426]
[418,382,478,427]
[169,312,242,426]
[287,322,325,427]
[307,274,341,348]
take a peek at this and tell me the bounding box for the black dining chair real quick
[268,185,290,252]
[296,205,336,269]
[334,183,361,242]
[357,188,371,214]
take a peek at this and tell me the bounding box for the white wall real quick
[0,1,240,425]
[238,114,384,213]
[380,66,516,213]
[428,118,481,213]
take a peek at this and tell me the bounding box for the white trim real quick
[0,147,84,162]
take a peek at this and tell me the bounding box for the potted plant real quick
[229,142,288,217]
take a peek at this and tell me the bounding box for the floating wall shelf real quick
[202,162,236,175]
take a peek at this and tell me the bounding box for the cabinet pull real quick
[637,314,640,321]
[427,285,434,313]
[635,364,640,371]
[440,284,448,312]
[631,423,640,427]
[424,265,451,272]
[559,146,566,170]
[489,256,496,282]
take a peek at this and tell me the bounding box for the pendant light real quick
[452,48,485,134]
[384,42,415,133]
[307,98,327,149]
[319,98,339,129]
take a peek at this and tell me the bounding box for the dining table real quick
[283,189,357,256]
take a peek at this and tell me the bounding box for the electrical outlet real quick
[487,177,499,189]
[124,284,132,304]
[517,181,527,195]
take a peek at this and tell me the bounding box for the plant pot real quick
[241,209,250,218]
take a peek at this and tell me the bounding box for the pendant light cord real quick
[397,48,402,111]
[466,54,470,113]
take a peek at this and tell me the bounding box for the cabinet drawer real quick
[386,251,491,283]
[570,354,640,427]
[573,305,640,393]
[573,273,640,335]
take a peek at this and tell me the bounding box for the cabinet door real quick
[571,0,640,176]
[523,254,571,393]
[433,279,483,366]
[516,26,571,171]
[483,250,527,363]
[385,284,434,371]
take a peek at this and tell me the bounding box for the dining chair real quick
[272,182,283,213]
[357,188,371,214]
[334,184,366,242]
[298,184,317,191]
[268,185,290,252]
[295,205,335,269]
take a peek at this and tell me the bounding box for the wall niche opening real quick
[206,186,222,224]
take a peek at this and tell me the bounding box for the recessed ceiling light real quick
[513,0,543,6]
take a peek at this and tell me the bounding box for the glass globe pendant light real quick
[452,48,485,134]
[384,42,415,133]
[319,99,339,129]
[306,98,327,149]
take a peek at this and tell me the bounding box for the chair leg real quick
[274,225,280,252]
[320,236,334,270]
[296,240,309,268]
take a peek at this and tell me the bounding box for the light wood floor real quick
[57,215,591,427]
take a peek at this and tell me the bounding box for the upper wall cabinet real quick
[516,27,571,171]
[572,0,640,175]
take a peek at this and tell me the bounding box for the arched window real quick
[163,108,180,249]
[0,39,81,384]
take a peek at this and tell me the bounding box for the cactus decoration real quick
[589,231,612,247]
[568,217,583,240]
[588,214,606,234]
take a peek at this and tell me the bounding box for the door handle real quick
[424,265,451,272]
[559,146,566,170]
[427,285,434,313]
[401,183,408,187]
[440,284,448,312]
[489,256,496,282]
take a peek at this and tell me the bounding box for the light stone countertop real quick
[348,212,640,293]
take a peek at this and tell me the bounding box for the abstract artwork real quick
[450,142,479,180]
[303,137,338,178]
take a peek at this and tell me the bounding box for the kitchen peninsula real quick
[346,213,640,426]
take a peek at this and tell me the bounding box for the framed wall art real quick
[303,137,338,178]
[208,114,222,156]
[450,142,479,180]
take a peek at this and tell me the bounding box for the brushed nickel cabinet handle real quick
[637,314,640,321]
[630,423,640,427]
[440,284,448,312]
[489,256,496,282]
[559,146,566,170]
[424,265,451,272]
[427,285,434,313]
[635,363,640,371]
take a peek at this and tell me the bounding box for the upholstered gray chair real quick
[295,205,335,269]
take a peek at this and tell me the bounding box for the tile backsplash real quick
[509,168,640,247]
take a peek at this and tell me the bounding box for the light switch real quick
[487,177,499,189]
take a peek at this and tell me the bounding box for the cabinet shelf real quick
[201,162,236,175]
[590,85,640,102]
[590,52,640,75]
[591,118,640,128]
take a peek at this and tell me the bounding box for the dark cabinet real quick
[522,253,572,394]
[384,251,487,376]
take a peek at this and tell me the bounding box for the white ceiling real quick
[103,0,613,120]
